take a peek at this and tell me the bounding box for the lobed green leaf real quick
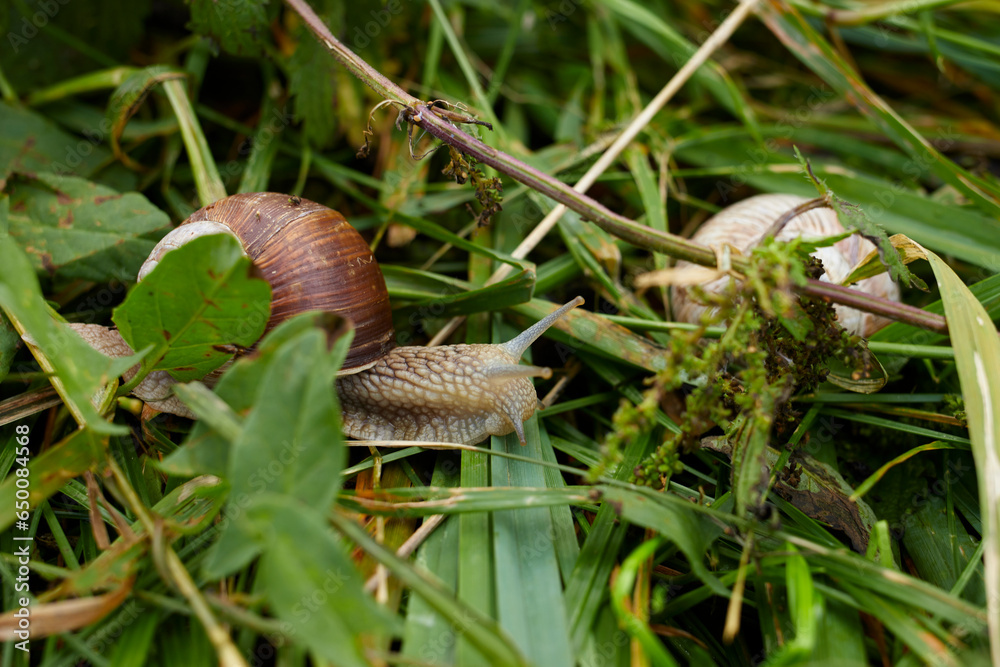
[113,233,271,381]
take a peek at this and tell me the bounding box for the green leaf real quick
[161,77,227,205]
[840,233,929,287]
[105,606,161,667]
[0,236,136,434]
[825,339,889,395]
[610,537,678,666]
[902,493,985,606]
[382,264,536,322]
[873,273,1000,348]
[0,429,102,533]
[105,65,185,168]
[248,494,398,667]
[511,298,669,373]
[289,22,339,147]
[156,383,241,478]
[672,129,1000,271]
[401,458,461,663]
[0,102,112,179]
[199,317,352,578]
[52,474,228,596]
[768,442,878,553]
[238,67,286,194]
[188,0,272,57]
[820,407,971,446]
[159,312,346,478]
[785,543,818,652]
[0,310,19,382]
[491,426,574,667]
[457,436,493,666]
[170,383,243,446]
[624,148,670,316]
[597,485,728,597]
[5,172,168,282]
[729,410,776,519]
[565,433,651,651]
[851,441,960,501]
[812,598,866,665]
[227,326,349,507]
[155,617,214,667]
[597,0,760,140]
[839,580,959,665]
[113,233,271,381]
[554,204,624,306]
[332,510,531,667]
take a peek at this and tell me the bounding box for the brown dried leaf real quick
[703,437,877,551]
[0,579,131,641]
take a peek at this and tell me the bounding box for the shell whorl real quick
[141,192,395,373]
[670,194,900,337]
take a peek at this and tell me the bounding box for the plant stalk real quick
[106,458,248,667]
[284,0,951,336]
[804,280,947,334]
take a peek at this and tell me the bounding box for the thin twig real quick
[284,0,950,336]
[363,514,447,594]
[507,0,764,267]
[84,472,111,550]
[430,0,762,344]
[0,386,62,427]
[761,196,830,240]
[804,279,947,334]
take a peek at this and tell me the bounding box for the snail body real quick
[670,194,900,337]
[336,303,579,445]
[76,192,582,445]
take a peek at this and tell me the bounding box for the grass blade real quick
[331,511,530,667]
[491,426,574,666]
[757,1,1000,215]
[917,244,1000,660]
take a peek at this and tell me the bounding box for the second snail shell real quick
[670,194,900,337]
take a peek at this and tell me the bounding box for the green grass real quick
[1,0,999,665]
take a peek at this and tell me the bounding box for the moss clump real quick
[597,237,863,497]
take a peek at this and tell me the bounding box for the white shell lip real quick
[137,219,242,282]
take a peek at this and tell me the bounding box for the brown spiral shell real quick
[158,192,395,373]
[670,194,900,337]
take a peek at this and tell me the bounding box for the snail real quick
[67,192,583,445]
[669,193,900,336]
